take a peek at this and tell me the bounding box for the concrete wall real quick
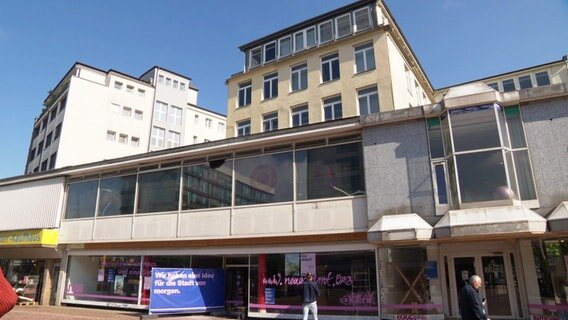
[362,119,436,224]
[521,97,568,213]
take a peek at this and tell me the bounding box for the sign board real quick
[0,229,58,246]
[150,268,225,315]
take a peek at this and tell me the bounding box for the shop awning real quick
[434,205,546,238]
[368,213,433,243]
[547,201,568,232]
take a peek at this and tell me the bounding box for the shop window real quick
[296,142,365,200]
[531,240,568,318]
[137,168,180,214]
[182,160,233,210]
[234,152,293,205]
[249,251,377,317]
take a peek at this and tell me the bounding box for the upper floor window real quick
[180,83,186,91]
[249,47,262,69]
[49,109,57,122]
[405,65,412,93]
[154,101,168,122]
[263,112,278,132]
[358,86,379,115]
[45,132,53,148]
[151,126,166,147]
[126,85,134,93]
[318,20,333,44]
[487,82,499,91]
[167,130,181,148]
[321,53,340,82]
[323,96,342,121]
[354,7,371,32]
[54,124,62,140]
[138,89,146,97]
[165,78,172,86]
[122,106,132,117]
[168,106,183,126]
[518,75,532,89]
[292,105,309,127]
[237,120,251,137]
[158,75,164,84]
[238,81,252,107]
[205,118,212,128]
[291,63,308,92]
[354,42,375,73]
[535,71,550,86]
[106,130,116,142]
[134,110,143,120]
[218,122,225,132]
[114,81,123,90]
[502,79,515,92]
[294,31,305,53]
[194,114,200,124]
[49,153,57,170]
[305,27,317,48]
[264,42,276,63]
[335,13,352,38]
[173,80,179,89]
[119,133,128,144]
[131,136,140,147]
[263,72,278,100]
[279,36,292,58]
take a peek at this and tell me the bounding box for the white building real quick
[25,63,226,174]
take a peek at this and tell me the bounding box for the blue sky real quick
[0,0,566,179]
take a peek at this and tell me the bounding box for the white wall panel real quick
[0,177,64,231]
[179,209,230,238]
[93,217,133,241]
[59,220,94,243]
[295,198,367,233]
[232,203,293,235]
[132,213,177,239]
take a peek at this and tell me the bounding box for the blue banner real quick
[149,268,225,315]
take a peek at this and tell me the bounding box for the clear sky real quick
[0,0,566,179]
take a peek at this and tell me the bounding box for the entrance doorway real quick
[448,253,518,318]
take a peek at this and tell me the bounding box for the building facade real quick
[26,63,226,175]
[225,0,433,138]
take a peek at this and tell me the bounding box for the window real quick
[131,136,140,147]
[291,63,308,92]
[182,160,233,209]
[306,26,316,48]
[151,126,166,147]
[264,42,276,63]
[218,122,225,132]
[126,85,134,93]
[158,75,164,84]
[110,103,120,113]
[114,81,123,90]
[279,36,292,58]
[154,101,168,122]
[354,42,375,73]
[194,114,199,124]
[41,118,47,131]
[405,65,412,93]
[137,169,180,213]
[65,180,98,219]
[205,118,212,128]
[138,89,146,97]
[119,133,128,144]
[97,175,136,216]
[518,75,533,89]
[535,71,550,86]
[173,80,178,89]
[323,96,342,121]
[134,110,143,120]
[167,130,181,148]
[321,53,340,82]
[54,124,62,140]
[354,7,371,32]
[335,13,352,38]
[263,72,278,100]
[165,78,171,86]
[250,47,262,68]
[292,105,309,127]
[122,106,132,117]
[49,109,56,122]
[180,82,186,91]
[193,136,198,144]
[238,81,252,107]
[168,106,183,126]
[58,96,67,113]
[293,31,304,53]
[487,82,499,91]
[502,79,515,92]
[415,80,421,104]
[37,141,44,153]
[45,132,53,148]
[263,112,278,132]
[358,87,379,115]
[318,20,333,44]
[49,153,57,170]
[237,120,251,137]
[296,142,365,200]
[106,130,116,141]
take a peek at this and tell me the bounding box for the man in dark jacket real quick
[459,275,488,320]
[301,272,320,320]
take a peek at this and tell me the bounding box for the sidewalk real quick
[3,305,238,320]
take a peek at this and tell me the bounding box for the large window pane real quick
[514,150,537,200]
[182,160,233,210]
[137,169,180,213]
[97,175,136,216]
[296,143,365,200]
[65,180,98,219]
[427,118,444,158]
[234,152,293,205]
[505,106,527,148]
[450,105,501,152]
[456,150,508,203]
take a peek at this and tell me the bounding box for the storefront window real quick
[65,255,141,305]
[137,168,180,214]
[249,251,377,317]
[531,240,568,318]
[97,175,136,216]
[1,259,44,303]
[182,160,233,210]
[65,180,98,219]
[379,247,441,315]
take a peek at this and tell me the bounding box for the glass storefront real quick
[0,259,45,302]
[531,239,568,319]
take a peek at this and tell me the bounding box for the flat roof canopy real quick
[368,213,433,243]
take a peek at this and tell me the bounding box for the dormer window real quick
[335,13,352,38]
[354,7,371,32]
[249,47,262,69]
[318,20,334,44]
[279,36,292,58]
[264,42,276,63]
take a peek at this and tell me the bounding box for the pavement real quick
[3,305,240,320]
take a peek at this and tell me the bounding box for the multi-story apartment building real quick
[25,63,226,175]
[225,0,433,137]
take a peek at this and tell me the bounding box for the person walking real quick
[0,269,18,317]
[301,272,320,320]
[459,275,489,320]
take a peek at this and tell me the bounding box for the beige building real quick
[225,0,433,137]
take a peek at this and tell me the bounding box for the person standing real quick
[459,275,489,320]
[301,272,320,320]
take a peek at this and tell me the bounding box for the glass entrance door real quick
[449,253,517,318]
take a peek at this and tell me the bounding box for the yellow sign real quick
[0,229,58,246]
